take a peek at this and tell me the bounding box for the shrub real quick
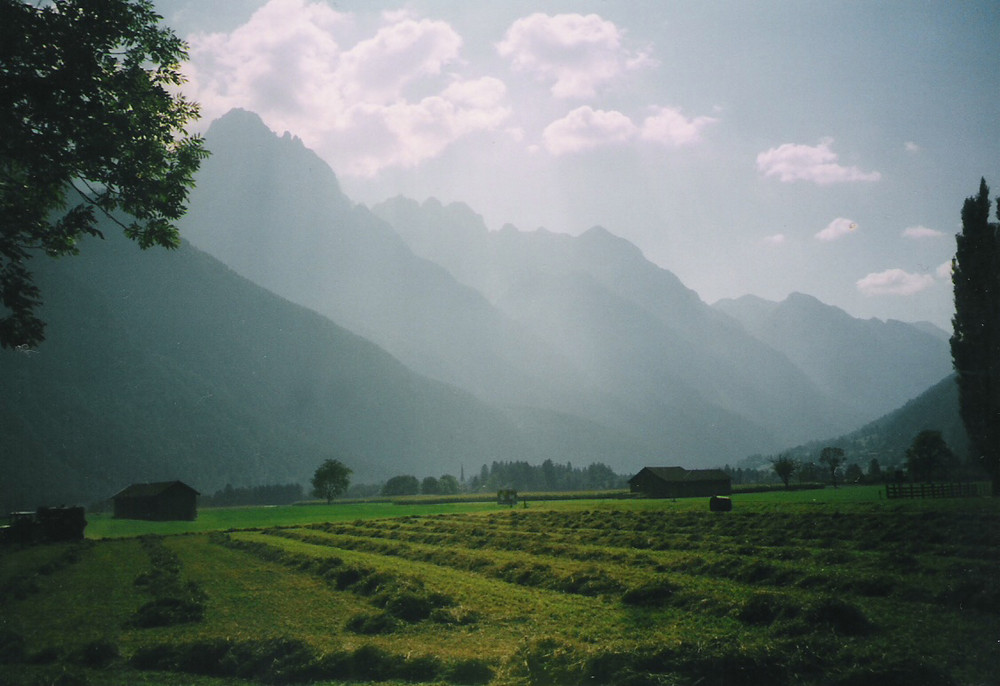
[349,644,402,682]
[514,637,585,686]
[621,578,678,607]
[132,638,319,683]
[738,593,799,626]
[397,654,443,682]
[430,605,481,625]
[833,659,957,686]
[377,589,436,621]
[558,569,623,596]
[805,596,874,636]
[444,657,495,685]
[68,639,119,668]
[223,638,316,683]
[129,596,205,628]
[0,630,25,664]
[345,611,398,635]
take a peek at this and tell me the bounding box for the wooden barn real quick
[112,481,199,521]
[629,467,732,499]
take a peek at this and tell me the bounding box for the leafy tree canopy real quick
[905,430,956,483]
[382,475,420,497]
[1,0,207,348]
[311,459,351,503]
[769,455,796,489]
[819,447,845,488]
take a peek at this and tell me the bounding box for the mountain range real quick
[0,108,958,509]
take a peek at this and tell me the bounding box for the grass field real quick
[2,486,998,685]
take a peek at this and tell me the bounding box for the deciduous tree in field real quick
[438,474,460,495]
[905,430,957,483]
[0,0,207,348]
[311,459,351,503]
[819,447,845,488]
[770,455,796,489]
[382,475,420,496]
[951,178,1000,496]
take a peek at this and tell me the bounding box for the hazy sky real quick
[155,0,1000,330]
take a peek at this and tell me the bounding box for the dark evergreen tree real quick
[951,179,1000,495]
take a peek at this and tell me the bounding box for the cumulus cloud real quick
[901,225,945,239]
[640,106,718,146]
[936,261,953,279]
[762,233,787,245]
[542,106,637,154]
[815,217,859,242]
[904,141,921,153]
[756,138,881,184]
[497,13,653,98]
[185,0,510,176]
[856,269,935,296]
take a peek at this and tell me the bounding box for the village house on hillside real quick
[112,481,199,521]
[629,467,732,499]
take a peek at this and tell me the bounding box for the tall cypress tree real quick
[951,178,1000,495]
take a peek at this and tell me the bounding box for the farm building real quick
[629,467,732,499]
[112,481,199,521]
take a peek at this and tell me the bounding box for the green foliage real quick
[310,459,351,503]
[201,483,303,507]
[951,178,1000,495]
[382,474,420,496]
[770,454,797,488]
[468,459,626,492]
[820,447,845,487]
[905,430,957,482]
[438,474,461,494]
[0,0,208,348]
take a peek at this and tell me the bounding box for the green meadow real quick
[2,486,998,685]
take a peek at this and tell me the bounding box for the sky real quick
[154,0,1000,330]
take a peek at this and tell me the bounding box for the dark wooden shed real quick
[112,481,199,521]
[629,467,732,499]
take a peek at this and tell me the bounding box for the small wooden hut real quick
[628,467,731,499]
[112,481,199,521]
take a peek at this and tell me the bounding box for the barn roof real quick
[630,467,730,484]
[112,481,199,499]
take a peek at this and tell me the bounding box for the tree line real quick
[746,429,982,490]
[201,483,304,508]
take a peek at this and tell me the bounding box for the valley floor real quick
[1,489,998,685]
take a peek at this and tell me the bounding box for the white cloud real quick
[904,141,921,153]
[543,106,637,155]
[815,217,858,242]
[640,106,718,147]
[185,0,510,176]
[856,269,935,296]
[756,138,881,184]
[936,261,953,279]
[762,233,787,245]
[497,13,653,99]
[901,225,945,239]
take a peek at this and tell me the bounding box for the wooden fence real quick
[885,482,985,500]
